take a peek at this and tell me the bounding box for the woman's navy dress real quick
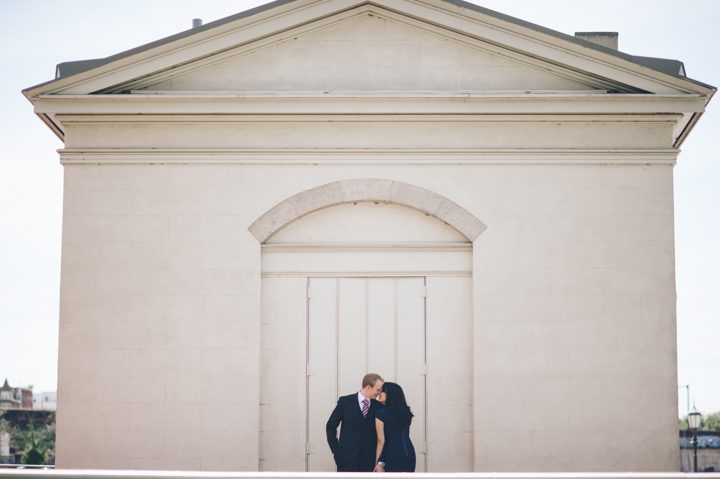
[376,407,416,472]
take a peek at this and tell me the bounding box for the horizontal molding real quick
[261,271,472,277]
[35,93,705,115]
[58,148,679,165]
[53,113,682,124]
[262,242,472,252]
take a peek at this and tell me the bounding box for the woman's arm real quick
[374,418,385,472]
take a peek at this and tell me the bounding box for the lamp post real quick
[688,407,702,472]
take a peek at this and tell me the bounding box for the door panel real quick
[306,278,338,472]
[367,279,395,375]
[337,279,368,394]
[396,278,427,471]
[307,277,427,471]
[426,276,473,471]
[260,277,309,471]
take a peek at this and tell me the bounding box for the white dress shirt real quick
[357,391,370,411]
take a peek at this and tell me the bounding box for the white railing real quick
[1,472,720,479]
[0,467,54,470]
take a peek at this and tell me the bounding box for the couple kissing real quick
[326,373,416,472]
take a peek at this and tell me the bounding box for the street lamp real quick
[688,407,702,472]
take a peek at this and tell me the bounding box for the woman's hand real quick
[374,418,386,472]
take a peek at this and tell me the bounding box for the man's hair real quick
[362,373,384,388]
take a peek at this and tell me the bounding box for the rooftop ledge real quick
[37,90,705,99]
[31,92,706,116]
[128,89,615,96]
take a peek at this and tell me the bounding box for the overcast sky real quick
[1,1,718,415]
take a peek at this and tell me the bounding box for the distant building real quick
[0,431,11,464]
[680,431,720,472]
[33,391,57,411]
[0,379,33,410]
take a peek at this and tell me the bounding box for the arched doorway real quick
[255,181,483,472]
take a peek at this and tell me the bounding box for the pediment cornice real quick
[23,0,714,98]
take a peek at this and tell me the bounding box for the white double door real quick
[306,276,427,472]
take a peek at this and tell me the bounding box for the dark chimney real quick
[575,32,618,50]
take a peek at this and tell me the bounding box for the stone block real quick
[340,178,393,202]
[204,241,257,270]
[94,321,166,349]
[204,294,260,322]
[64,189,135,215]
[201,430,259,459]
[290,180,344,219]
[202,321,259,349]
[101,215,169,242]
[260,373,305,405]
[427,404,472,432]
[427,432,473,466]
[95,375,166,404]
[259,403,305,432]
[202,269,246,295]
[205,188,246,215]
[203,403,258,432]
[96,268,167,296]
[260,430,306,460]
[94,165,169,190]
[165,431,204,459]
[134,188,205,215]
[199,376,259,404]
[164,295,204,323]
[262,322,305,350]
[202,349,260,376]
[94,349,132,376]
[130,349,202,377]
[92,403,130,431]
[249,199,297,243]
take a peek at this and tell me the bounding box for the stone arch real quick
[249,178,486,243]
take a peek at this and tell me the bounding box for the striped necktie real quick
[361,398,369,417]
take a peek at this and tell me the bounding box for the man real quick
[326,373,384,472]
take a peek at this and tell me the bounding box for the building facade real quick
[24,0,714,472]
[0,380,33,411]
[680,432,720,472]
[33,391,58,411]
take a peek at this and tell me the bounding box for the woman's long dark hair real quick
[382,382,414,427]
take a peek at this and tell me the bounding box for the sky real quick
[1,1,718,415]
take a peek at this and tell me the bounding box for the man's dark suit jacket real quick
[326,393,381,472]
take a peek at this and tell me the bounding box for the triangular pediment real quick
[24,0,713,98]
[135,11,600,93]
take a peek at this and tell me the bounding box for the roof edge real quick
[23,0,717,98]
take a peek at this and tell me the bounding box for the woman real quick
[373,382,416,472]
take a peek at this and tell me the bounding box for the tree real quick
[679,411,720,431]
[20,429,46,465]
[2,410,55,465]
[703,411,720,431]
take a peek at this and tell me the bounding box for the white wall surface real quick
[57,158,678,471]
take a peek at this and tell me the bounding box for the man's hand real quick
[373,463,385,473]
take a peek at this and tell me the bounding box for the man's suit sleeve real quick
[326,397,343,455]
